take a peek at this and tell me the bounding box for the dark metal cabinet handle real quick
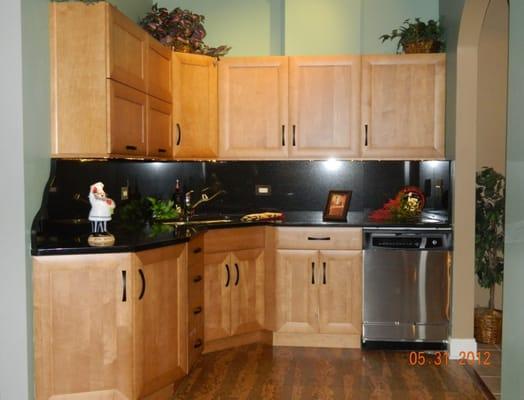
[311,262,315,284]
[194,339,203,349]
[193,275,203,283]
[138,269,146,300]
[192,247,202,254]
[193,306,203,315]
[292,125,296,146]
[307,236,331,241]
[234,263,240,286]
[121,270,127,302]
[281,125,286,146]
[225,264,230,287]
[158,148,167,153]
[176,123,181,146]
[323,262,327,284]
[125,145,137,151]
[364,124,369,146]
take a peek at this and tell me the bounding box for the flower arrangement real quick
[369,186,425,222]
[139,4,231,57]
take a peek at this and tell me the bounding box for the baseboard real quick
[448,337,477,360]
[203,330,273,354]
[273,332,361,349]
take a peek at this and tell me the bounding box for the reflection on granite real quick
[33,210,450,256]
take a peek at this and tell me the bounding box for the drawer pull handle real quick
[138,269,146,300]
[158,148,167,153]
[323,262,327,284]
[364,124,369,146]
[281,125,286,146]
[193,247,202,254]
[234,263,239,286]
[307,236,331,241]
[311,262,315,284]
[225,264,230,287]
[193,306,203,315]
[176,123,181,146]
[194,339,203,349]
[121,270,127,302]
[125,145,137,151]
[193,275,203,283]
[292,125,296,146]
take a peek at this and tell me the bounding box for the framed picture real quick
[323,190,352,221]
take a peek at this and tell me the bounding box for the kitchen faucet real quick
[184,188,226,220]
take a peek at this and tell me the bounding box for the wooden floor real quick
[174,344,488,400]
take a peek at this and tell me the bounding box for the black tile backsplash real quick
[39,159,451,223]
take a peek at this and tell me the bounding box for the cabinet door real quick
[108,5,147,92]
[275,250,319,333]
[109,80,147,156]
[230,249,265,336]
[173,53,218,158]
[147,96,172,158]
[361,54,445,159]
[219,56,289,159]
[204,252,231,342]
[133,244,187,398]
[148,37,172,102]
[289,56,361,158]
[33,254,134,400]
[318,251,362,335]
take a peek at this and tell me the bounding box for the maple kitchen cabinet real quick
[50,2,172,159]
[218,56,361,159]
[218,57,289,159]
[172,52,218,159]
[288,56,361,158]
[33,244,187,400]
[361,54,446,159]
[203,228,268,351]
[273,228,362,348]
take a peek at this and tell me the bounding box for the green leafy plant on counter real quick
[147,197,181,221]
[475,167,505,310]
[380,18,444,53]
[139,4,231,57]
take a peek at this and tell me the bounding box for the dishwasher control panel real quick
[364,229,452,250]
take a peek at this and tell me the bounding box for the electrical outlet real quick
[121,186,129,201]
[255,185,271,196]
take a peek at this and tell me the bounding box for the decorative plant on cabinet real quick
[380,18,444,53]
[474,167,505,344]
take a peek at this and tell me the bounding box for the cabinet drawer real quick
[204,227,265,253]
[275,227,362,250]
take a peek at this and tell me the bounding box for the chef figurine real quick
[87,182,116,246]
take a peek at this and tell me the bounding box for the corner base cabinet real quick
[33,243,187,400]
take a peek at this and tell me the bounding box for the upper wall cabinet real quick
[289,56,361,158]
[173,53,218,159]
[218,57,289,159]
[361,54,446,159]
[50,2,172,158]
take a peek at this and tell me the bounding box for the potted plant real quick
[139,4,231,57]
[474,167,505,344]
[380,18,444,53]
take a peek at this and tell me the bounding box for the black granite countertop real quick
[32,210,451,256]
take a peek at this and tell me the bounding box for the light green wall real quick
[110,0,153,22]
[502,0,524,397]
[158,0,439,55]
[285,0,361,55]
[158,0,284,56]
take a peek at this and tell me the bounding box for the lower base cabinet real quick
[204,249,265,344]
[33,244,187,400]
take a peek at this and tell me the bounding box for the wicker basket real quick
[403,40,438,54]
[474,308,502,344]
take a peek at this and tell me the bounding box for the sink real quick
[162,218,233,226]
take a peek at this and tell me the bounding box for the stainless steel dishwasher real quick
[362,228,452,343]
